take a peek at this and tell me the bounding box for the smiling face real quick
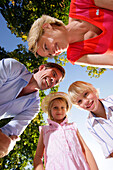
[37,23,69,57]
[50,98,67,124]
[76,89,99,113]
[34,65,63,90]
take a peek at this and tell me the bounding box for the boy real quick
[68,81,113,158]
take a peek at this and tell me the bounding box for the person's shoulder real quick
[67,122,74,125]
[1,58,19,63]
[39,124,49,132]
[67,122,78,130]
[102,95,113,102]
[1,58,25,69]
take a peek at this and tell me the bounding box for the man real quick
[0,58,65,158]
[27,0,113,68]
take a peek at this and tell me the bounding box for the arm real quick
[34,130,45,170]
[94,0,113,11]
[76,53,113,68]
[0,129,11,158]
[87,122,113,158]
[0,129,19,158]
[0,58,27,88]
[1,96,40,136]
[108,152,113,158]
[77,130,98,170]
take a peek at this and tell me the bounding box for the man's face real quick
[34,65,63,90]
[76,89,99,113]
[37,23,69,57]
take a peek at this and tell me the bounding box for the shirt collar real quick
[47,117,68,128]
[22,71,33,84]
[88,99,111,125]
[102,98,113,108]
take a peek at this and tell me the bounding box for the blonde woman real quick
[28,0,113,68]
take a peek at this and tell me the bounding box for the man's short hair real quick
[27,15,65,57]
[33,62,65,82]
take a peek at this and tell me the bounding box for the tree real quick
[0,0,70,40]
[81,65,107,78]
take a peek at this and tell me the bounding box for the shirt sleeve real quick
[69,0,95,18]
[86,120,112,158]
[1,95,40,136]
[86,120,101,142]
[0,58,27,88]
[72,122,78,132]
[103,95,113,103]
[39,126,43,133]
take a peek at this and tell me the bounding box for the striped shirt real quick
[86,95,113,158]
[0,58,40,136]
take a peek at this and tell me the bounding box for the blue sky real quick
[0,13,113,169]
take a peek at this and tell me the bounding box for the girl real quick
[34,92,98,170]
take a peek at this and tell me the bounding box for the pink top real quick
[40,118,90,170]
[67,0,113,64]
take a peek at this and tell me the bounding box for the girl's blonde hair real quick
[27,15,65,57]
[68,81,99,106]
[48,97,69,120]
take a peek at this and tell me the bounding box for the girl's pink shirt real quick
[40,118,90,170]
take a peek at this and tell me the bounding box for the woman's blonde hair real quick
[27,15,65,57]
[48,97,69,120]
[68,81,99,106]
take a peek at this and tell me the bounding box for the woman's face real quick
[37,24,69,57]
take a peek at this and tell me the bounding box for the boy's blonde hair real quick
[68,81,99,106]
[27,15,65,57]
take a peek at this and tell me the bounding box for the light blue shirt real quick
[0,58,40,136]
[87,95,113,158]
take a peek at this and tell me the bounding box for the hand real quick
[8,135,20,153]
[108,152,113,158]
[0,129,11,158]
[0,130,20,158]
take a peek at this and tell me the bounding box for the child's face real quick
[50,99,67,123]
[75,89,99,112]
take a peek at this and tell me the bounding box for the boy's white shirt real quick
[86,95,113,158]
